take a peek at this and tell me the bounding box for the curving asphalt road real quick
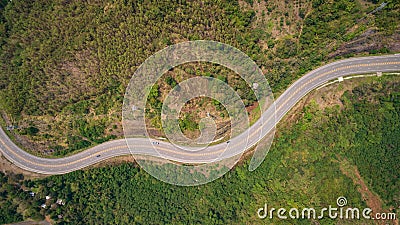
[0,54,399,174]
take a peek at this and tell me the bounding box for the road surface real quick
[0,54,399,174]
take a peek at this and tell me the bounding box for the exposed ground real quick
[0,153,47,180]
[339,157,395,225]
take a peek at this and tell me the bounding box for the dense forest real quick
[1,77,398,224]
[0,0,399,223]
[0,0,399,156]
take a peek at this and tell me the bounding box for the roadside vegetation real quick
[1,77,398,224]
[145,63,255,140]
[0,0,399,156]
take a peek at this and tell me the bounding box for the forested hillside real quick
[0,0,399,156]
[1,77,399,224]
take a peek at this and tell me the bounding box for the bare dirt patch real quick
[338,157,395,225]
[239,0,311,41]
[329,28,400,59]
[0,153,48,180]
